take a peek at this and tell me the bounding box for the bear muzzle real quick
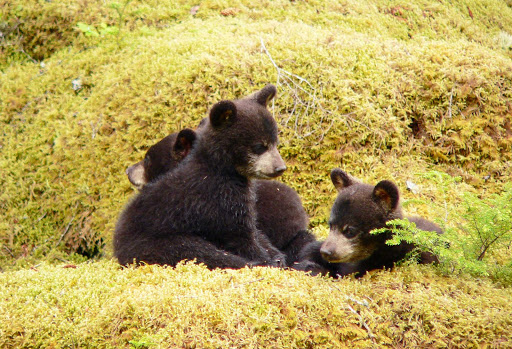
[252,146,287,178]
[126,161,146,189]
[320,231,355,263]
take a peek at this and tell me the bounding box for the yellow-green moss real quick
[2,6,512,265]
[1,1,512,345]
[0,261,511,348]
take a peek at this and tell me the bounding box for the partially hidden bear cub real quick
[125,129,314,267]
[114,85,290,269]
[313,168,443,277]
[125,129,197,190]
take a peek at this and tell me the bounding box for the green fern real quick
[460,184,512,261]
[373,178,512,284]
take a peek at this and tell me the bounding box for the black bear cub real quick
[126,130,196,190]
[253,180,313,265]
[125,128,313,266]
[310,169,443,277]
[114,85,289,269]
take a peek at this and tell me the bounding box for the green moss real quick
[1,0,512,266]
[0,261,511,348]
[1,1,512,345]
[3,0,512,66]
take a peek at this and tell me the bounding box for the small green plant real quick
[459,184,512,261]
[372,177,512,285]
[372,218,490,277]
[129,337,156,349]
[109,0,133,46]
[373,219,448,260]
[76,22,119,37]
[75,0,132,46]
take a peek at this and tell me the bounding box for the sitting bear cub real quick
[114,85,289,269]
[125,128,314,267]
[125,129,196,190]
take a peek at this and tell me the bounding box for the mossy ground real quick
[1,0,512,347]
[1,261,511,348]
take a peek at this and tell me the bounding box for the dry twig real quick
[260,39,356,143]
[346,304,376,342]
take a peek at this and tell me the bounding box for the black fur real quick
[313,169,443,277]
[253,180,314,265]
[114,85,288,269]
[126,129,196,189]
[125,130,313,267]
[292,240,360,278]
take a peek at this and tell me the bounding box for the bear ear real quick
[253,84,277,107]
[173,128,196,160]
[209,100,237,128]
[372,180,400,213]
[330,168,353,191]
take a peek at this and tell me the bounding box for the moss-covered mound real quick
[2,0,512,266]
[1,261,511,348]
[1,0,512,346]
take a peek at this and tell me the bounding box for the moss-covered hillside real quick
[1,261,511,348]
[2,0,512,265]
[1,0,512,347]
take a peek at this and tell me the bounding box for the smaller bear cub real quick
[320,169,442,274]
[126,130,196,189]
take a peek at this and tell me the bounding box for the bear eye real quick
[251,143,268,155]
[343,226,358,239]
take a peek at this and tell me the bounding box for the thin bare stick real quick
[36,212,47,223]
[2,246,14,258]
[447,87,454,118]
[261,39,372,142]
[56,215,76,247]
[20,47,38,64]
[260,39,279,70]
[346,304,376,342]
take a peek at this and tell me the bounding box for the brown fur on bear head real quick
[201,84,286,179]
[320,168,404,263]
[126,129,196,189]
[126,85,285,185]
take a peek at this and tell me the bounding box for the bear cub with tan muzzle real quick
[319,168,443,276]
[114,85,290,269]
[124,125,314,267]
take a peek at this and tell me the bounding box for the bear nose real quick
[320,247,332,259]
[273,165,287,176]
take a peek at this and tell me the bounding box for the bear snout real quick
[320,233,355,263]
[320,240,339,262]
[126,162,146,189]
[252,146,287,178]
[320,246,333,259]
[272,164,287,176]
[269,147,286,176]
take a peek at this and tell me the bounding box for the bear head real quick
[201,84,286,179]
[126,129,196,189]
[320,168,404,263]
